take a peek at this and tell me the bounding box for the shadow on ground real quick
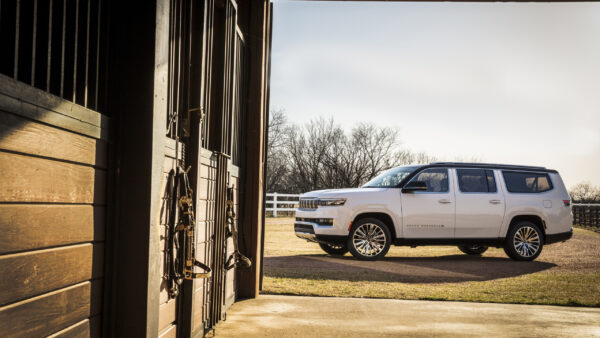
[264,254,556,283]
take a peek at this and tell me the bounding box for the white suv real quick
[294,162,573,261]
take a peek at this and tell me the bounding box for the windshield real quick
[362,165,421,188]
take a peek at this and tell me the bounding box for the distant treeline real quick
[569,182,600,203]
[266,109,436,194]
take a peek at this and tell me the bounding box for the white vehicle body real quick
[295,163,573,261]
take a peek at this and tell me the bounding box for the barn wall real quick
[0,74,109,337]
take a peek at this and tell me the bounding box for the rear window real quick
[502,171,553,193]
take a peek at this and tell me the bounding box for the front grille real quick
[295,217,333,226]
[294,223,315,234]
[299,198,318,209]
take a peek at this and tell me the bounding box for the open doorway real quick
[262,1,600,306]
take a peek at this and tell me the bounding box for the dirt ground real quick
[262,217,600,306]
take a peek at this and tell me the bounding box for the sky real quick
[269,1,600,188]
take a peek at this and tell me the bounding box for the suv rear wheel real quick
[504,221,544,261]
[347,218,391,261]
[318,242,348,256]
[458,244,488,255]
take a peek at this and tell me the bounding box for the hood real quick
[301,187,388,198]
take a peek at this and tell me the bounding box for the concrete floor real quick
[213,295,600,337]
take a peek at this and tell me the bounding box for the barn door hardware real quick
[165,164,212,299]
[225,185,251,271]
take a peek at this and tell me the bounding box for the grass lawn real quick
[261,217,600,307]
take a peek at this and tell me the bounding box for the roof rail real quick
[430,162,547,170]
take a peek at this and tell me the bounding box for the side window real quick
[457,169,497,193]
[502,171,553,193]
[410,168,449,192]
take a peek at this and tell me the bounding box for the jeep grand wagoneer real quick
[294,162,573,261]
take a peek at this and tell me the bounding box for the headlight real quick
[317,198,346,207]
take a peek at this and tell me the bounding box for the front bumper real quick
[294,206,351,237]
[293,223,346,245]
[294,207,351,244]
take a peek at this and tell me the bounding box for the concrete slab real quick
[213,295,600,337]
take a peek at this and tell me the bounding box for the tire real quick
[347,218,392,261]
[318,242,349,256]
[503,221,544,261]
[458,244,488,255]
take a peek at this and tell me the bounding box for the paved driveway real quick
[213,295,600,337]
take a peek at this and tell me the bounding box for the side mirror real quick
[402,181,428,193]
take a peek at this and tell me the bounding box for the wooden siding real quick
[0,74,110,140]
[0,205,105,254]
[0,281,102,337]
[0,151,106,203]
[47,316,101,338]
[0,77,108,336]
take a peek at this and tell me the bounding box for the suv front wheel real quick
[347,218,391,261]
[504,221,544,261]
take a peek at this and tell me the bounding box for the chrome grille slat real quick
[299,198,318,210]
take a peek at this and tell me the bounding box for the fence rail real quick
[572,203,600,228]
[265,192,300,217]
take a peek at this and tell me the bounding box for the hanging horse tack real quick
[178,164,212,281]
[164,164,212,299]
[225,185,252,271]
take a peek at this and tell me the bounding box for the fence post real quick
[273,192,278,217]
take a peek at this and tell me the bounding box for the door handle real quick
[489,200,502,204]
[438,199,452,204]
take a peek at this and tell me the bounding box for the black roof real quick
[427,162,557,173]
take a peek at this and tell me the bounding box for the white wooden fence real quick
[265,193,300,217]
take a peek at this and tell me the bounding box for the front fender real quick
[349,206,403,238]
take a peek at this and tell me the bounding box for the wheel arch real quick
[352,212,397,240]
[507,214,547,242]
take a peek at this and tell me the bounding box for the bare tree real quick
[286,117,343,192]
[323,123,412,188]
[266,109,291,193]
[569,182,600,203]
[266,110,439,193]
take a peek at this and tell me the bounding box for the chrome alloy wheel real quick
[352,223,387,257]
[513,226,541,257]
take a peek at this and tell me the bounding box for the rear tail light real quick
[563,200,571,207]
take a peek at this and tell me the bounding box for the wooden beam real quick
[102,0,166,336]
[237,0,270,299]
